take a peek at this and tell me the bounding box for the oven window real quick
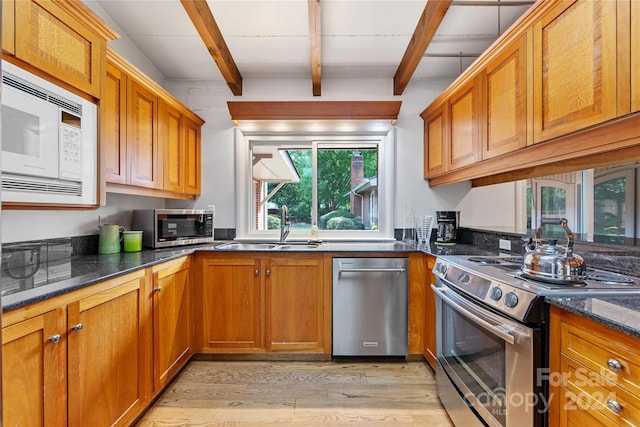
[442,302,506,425]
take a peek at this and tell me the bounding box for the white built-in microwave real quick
[1,60,97,205]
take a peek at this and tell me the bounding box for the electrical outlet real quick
[499,239,512,251]
[207,204,216,217]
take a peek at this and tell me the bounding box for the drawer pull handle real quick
[607,399,622,415]
[607,358,623,372]
[49,334,61,344]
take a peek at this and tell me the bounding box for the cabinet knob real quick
[71,323,83,332]
[49,334,61,344]
[607,358,623,372]
[606,399,622,415]
[155,287,162,292]
[266,269,271,276]
[255,269,259,276]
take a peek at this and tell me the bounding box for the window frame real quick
[234,129,396,241]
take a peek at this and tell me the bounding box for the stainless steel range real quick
[431,254,640,427]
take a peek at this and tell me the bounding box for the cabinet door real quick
[2,0,15,54]
[632,0,640,113]
[2,309,66,427]
[265,257,325,353]
[183,115,202,195]
[422,103,448,178]
[14,0,104,97]
[67,275,151,427]
[483,33,530,159]
[160,100,184,193]
[424,255,437,370]
[201,257,263,351]
[448,76,481,170]
[128,78,160,189]
[103,61,128,184]
[533,0,617,143]
[152,257,192,391]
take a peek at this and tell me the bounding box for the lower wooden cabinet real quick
[198,253,330,354]
[423,255,437,370]
[265,257,326,353]
[549,305,640,427]
[200,255,263,351]
[67,271,152,427]
[2,308,66,426]
[151,256,192,391]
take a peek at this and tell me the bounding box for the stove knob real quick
[504,292,519,308]
[489,287,503,301]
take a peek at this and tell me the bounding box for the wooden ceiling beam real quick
[308,0,322,96]
[393,0,452,95]
[181,0,243,95]
[227,101,402,121]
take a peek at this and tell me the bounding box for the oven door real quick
[433,280,541,427]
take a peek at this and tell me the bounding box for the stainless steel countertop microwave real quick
[132,209,214,248]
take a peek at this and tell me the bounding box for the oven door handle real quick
[431,285,516,345]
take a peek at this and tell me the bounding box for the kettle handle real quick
[534,218,575,256]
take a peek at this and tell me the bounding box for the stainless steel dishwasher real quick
[332,257,408,357]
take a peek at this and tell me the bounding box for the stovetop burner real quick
[443,255,640,291]
[433,254,640,323]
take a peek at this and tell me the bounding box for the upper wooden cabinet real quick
[127,78,161,189]
[421,101,447,178]
[103,61,128,184]
[422,0,640,187]
[533,0,618,143]
[160,100,202,195]
[102,48,204,199]
[3,0,117,98]
[482,32,531,159]
[632,0,640,113]
[2,0,16,55]
[448,76,482,170]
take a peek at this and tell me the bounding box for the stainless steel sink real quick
[215,241,321,251]
[216,242,281,250]
[276,243,320,250]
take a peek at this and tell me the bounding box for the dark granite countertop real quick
[546,296,640,339]
[1,240,495,312]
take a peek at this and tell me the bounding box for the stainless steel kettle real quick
[522,218,586,283]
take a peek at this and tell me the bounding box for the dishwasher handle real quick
[338,267,406,273]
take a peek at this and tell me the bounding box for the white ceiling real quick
[93,0,534,90]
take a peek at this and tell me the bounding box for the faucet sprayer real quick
[280,205,290,242]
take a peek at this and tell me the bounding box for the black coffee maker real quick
[436,211,460,244]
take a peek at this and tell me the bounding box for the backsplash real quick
[2,238,74,297]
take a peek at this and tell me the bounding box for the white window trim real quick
[234,128,396,242]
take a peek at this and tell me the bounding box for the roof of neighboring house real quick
[345,177,377,197]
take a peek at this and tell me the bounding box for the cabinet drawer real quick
[560,319,640,397]
[561,354,640,426]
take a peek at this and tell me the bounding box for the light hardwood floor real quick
[135,360,455,426]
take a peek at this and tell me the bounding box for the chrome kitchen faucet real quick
[280,205,290,243]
